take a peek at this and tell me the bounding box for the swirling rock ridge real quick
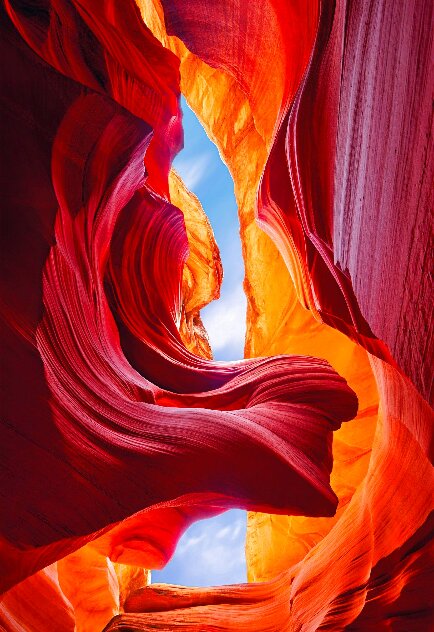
[1,0,433,630]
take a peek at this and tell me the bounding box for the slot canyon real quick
[1,1,433,630]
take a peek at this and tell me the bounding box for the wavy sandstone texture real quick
[0,1,433,631]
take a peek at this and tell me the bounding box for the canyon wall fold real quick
[1,0,359,629]
[117,0,432,629]
[1,0,432,630]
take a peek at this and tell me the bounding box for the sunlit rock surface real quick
[1,0,432,630]
[169,169,222,359]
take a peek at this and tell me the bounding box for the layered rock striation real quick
[1,0,432,630]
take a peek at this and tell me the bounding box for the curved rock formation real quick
[1,0,358,628]
[1,0,432,630]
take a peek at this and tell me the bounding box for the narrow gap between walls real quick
[175,96,247,362]
[152,96,247,587]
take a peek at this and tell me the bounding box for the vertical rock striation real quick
[1,0,432,630]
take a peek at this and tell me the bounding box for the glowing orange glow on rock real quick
[1,0,432,630]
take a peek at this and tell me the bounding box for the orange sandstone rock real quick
[1,1,431,630]
[0,565,74,632]
[129,2,433,630]
[169,169,222,359]
[139,0,380,588]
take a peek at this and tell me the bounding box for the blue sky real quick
[152,510,247,586]
[152,97,247,587]
[174,97,247,362]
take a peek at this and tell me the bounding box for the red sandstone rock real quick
[1,0,432,630]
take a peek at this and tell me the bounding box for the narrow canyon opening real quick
[175,96,247,362]
[153,96,248,585]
